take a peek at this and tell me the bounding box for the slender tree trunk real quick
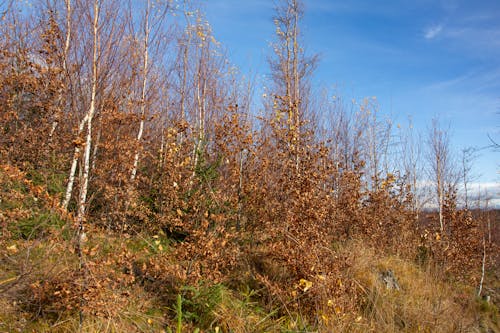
[413,172,419,221]
[60,0,78,211]
[478,236,486,297]
[62,113,89,210]
[76,0,99,224]
[49,0,72,140]
[487,214,491,244]
[181,4,191,125]
[438,174,444,231]
[181,43,188,123]
[463,171,469,210]
[285,20,293,156]
[236,149,244,230]
[77,110,94,222]
[192,45,206,177]
[159,129,165,170]
[91,115,102,172]
[428,120,452,233]
[292,2,300,171]
[75,1,99,329]
[130,0,150,182]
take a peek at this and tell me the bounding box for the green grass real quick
[9,212,68,239]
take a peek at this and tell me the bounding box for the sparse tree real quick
[76,0,100,227]
[129,0,170,182]
[427,119,456,231]
[398,118,425,220]
[62,0,129,214]
[268,0,318,170]
[360,98,392,190]
[460,147,478,210]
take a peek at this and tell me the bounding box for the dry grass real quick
[322,240,493,333]
[1,231,498,333]
[0,165,498,333]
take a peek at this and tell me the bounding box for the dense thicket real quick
[0,0,497,331]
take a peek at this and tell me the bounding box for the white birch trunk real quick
[130,0,150,182]
[76,0,99,223]
[77,110,94,221]
[62,113,89,210]
[181,5,192,125]
[478,236,486,297]
[438,173,444,231]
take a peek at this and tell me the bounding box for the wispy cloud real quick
[424,24,444,39]
[422,4,500,52]
[423,68,500,94]
[443,26,500,51]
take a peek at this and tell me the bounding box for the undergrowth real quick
[0,164,498,332]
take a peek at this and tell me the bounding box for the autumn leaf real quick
[298,278,313,292]
[7,244,18,254]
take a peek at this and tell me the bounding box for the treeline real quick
[0,0,497,327]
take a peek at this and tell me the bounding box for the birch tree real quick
[398,118,425,220]
[129,0,151,181]
[360,98,392,190]
[268,0,317,170]
[188,13,227,176]
[427,119,456,231]
[461,146,477,210]
[59,0,79,211]
[47,0,72,140]
[76,0,99,226]
[62,0,126,212]
[192,15,208,174]
[130,0,170,182]
[179,0,194,126]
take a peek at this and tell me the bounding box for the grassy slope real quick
[0,164,498,333]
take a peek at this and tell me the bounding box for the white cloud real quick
[417,181,500,209]
[424,24,443,39]
[466,182,500,209]
[467,182,500,191]
[423,68,500,94]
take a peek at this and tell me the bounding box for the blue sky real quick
[203,0,499,201]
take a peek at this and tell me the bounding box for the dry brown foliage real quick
[0,1,497,331]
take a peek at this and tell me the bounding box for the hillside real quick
[0,164,498,332]
[0,0,499,332]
